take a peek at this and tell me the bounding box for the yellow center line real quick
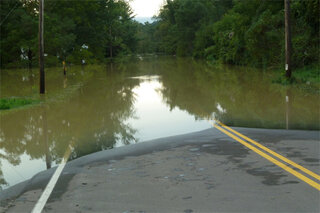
[214,124,320,191]
[216,120,320,181]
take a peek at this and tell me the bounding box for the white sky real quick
[129,0,164,17]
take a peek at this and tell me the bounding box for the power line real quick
[0,1,19,27]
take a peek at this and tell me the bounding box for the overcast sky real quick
[129,0,164,17]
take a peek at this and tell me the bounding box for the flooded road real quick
[0,57,319,189]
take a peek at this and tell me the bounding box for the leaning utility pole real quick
[284,0,292,79]
[39,0,45,94]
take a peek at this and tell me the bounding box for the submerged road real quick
[0,126,319,212]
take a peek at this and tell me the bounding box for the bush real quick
[45,55,60,67]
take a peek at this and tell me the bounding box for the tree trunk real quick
[28,48,32,70]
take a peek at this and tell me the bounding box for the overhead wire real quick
[0,1,19,26]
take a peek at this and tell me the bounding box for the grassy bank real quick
[0,98,40,110]
[292,65,320,84]
[272,64,319,89]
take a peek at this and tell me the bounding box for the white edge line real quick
[31,148,70,213]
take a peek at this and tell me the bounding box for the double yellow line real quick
[212,120,320,190]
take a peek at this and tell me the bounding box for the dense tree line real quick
[0,0,138,68]
[1,0,319,69]
[139,0,319,68]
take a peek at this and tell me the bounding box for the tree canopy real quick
[1,0,319,69]
[0,0,138,68]
[145,0,319,68]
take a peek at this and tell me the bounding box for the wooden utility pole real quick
[39,0,45,94]
[284,0,292,79]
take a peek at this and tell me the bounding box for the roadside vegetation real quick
[0,97,39,110]
[292,65,320,84]
[139,0,318,68]
[272,64,319,93]
[1,0,138,68]
[0,0,318,84]
[136,0,319,84]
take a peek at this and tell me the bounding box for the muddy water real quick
[0,57,319,189]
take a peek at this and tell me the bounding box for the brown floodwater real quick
[0,56,319,189]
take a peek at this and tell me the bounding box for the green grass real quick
[293,65,320,84]
[0,98,39,110]
[272,64,320,86]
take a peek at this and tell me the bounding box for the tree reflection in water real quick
[0,57,319,189]
[0,65,139,189]
[156,58,319,130]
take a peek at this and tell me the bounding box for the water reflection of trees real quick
[0,58,319,189]
[0,67,139,188]
[157,59,320,130]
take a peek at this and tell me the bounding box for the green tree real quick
[0,0,139,68]
[153,0,319,69]
[0,0,37,68]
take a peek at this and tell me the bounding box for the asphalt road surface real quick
[1,126,319,213]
